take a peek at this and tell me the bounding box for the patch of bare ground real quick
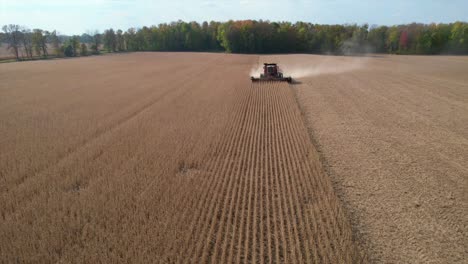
[268,54,468,263]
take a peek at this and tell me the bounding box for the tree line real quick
[0,25,96,60]
[2,20,468,61]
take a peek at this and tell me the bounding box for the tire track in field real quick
[181,81,364,263]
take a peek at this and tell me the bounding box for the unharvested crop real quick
[0,53,363,263]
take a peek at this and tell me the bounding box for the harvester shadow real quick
[251,80,302,85]
[290,79,302,85]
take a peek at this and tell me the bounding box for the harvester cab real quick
[251,63,292,83]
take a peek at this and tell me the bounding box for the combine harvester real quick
[251,63,292,83]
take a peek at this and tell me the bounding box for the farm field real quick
[1,52,466,263]
[0,53,362,263]
[0,44,12,59]
[0,43,59,61]
[267,54,467,263]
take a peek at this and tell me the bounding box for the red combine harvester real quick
[251,63,292,83]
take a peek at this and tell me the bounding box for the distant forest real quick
[2,20,468,61]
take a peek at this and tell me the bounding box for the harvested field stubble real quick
[270,54,468,263]
[0,53,362,263]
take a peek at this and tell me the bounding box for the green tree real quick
[20,28,34,59]
[430,23,451,53]
[386,26,400,53]
[91,31,101,54]
[32,29,49,57]
[2,24,22,60]
[80,43,88,56]
[103,29,116,52]
[416,28,433,54]
[450,22,468,54]
[6,20,466,58]
[63,44,73,57]
[49,30,61,57]
[60,36,79,57]
[368,25,388,52]
[70,36,80,56]
[116,29,125,51]
[124,28,139,51]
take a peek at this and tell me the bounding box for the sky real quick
[1,0,467,35]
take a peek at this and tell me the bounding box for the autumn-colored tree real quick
[3,21,468,60]
[399,31,408,51]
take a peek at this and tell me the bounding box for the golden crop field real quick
[1,52,466,263]
[0,53,362,263]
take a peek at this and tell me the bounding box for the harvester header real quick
[251,63,292,83]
